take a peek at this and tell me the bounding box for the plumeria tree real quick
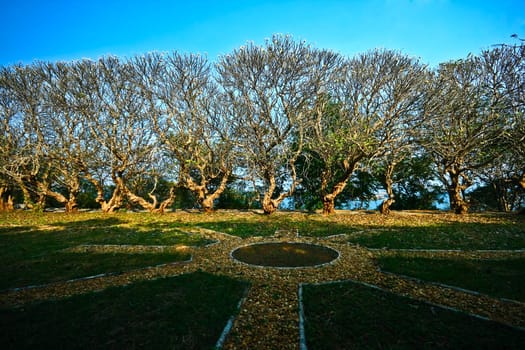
[217,35,341,214]
[305,49,428,214]
[422,45,524,214]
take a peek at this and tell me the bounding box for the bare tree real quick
[510,117,525,191]
[0,73,18,211]
[502,44,525,192]
[473,43,525,212]
[217,35,340,214]
[36,62,87,212]
[373,56,429,214]
[79,57,160,212]
[0,64,52,209]
[62,59,118,212]
[306,50,427,214]
[142,52,233,212]
[422,45,522,214]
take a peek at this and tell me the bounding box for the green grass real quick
[347,222,525,250]
[1,272,248,350]
[0,212,212,289]
[1,211,524,289]
[1,251,190,290]
[194,211,525,250]
[302,281,525,349]
[196,214,356,238]
[377,256,525,302]
[1,211,524,348]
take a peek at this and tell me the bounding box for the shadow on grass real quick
[196,216,361,238]
[347,222,525,250]
[1,272,249,350]
[0,216,208,290]
[377,256,525,302]
[0,251,191,290]
[196,215,525,250]
[302,280,525,349]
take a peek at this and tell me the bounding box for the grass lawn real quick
[1,272,248,350]
[302,280,525,349]
[376,256,525,302]
[0,212,211,289]
[1,210,524,348]
[1,251,190,290]
[195,211,525,250]
[346,222,525,250]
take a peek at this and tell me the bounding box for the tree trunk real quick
[322,194,336,214]
[379,162,396,215]
[85,173,124,213]
[0,186,14,212]
[7,194,14,211]
[261,165,297,215]
[447,176,469,214]
[184,169,231,213]
[155,187,176,213]
[66,180,80,213]
[200,196,214,213]
[100,190,124,213]
[41,186,67,208]
[39,182,79,213]
[320,162,356,215]
[443,164,470,215]
[262,193,278,215]
[199,170,231,213]
[125,188,158,212]
[492,181,510,213]
[380,198,395,215]
[186,184,213,213]
[16,178,35,209]
[321,180,348,215]
[65,200,78,213]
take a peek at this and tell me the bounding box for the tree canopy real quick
[1,35,523,214]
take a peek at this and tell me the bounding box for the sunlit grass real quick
[1,210,523,289]
[1,210,524,348]
[0,212,210,289]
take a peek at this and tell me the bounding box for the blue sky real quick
[1,0,524,67]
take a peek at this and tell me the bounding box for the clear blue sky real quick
[1,0,524,67]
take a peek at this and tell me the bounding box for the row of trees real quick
[1,35,524,214]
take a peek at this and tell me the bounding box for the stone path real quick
[2,228,525,349]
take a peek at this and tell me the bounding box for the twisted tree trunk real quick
[261,164,297,215]
[321,160,358,215]
[185,168,231,213]
[0,186,14,212]
[445,166,470,214]
[380,162,396,215]
[84,172,124,213]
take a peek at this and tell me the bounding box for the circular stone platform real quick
[231,242,339,268]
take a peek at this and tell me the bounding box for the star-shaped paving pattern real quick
[2,227,524,349]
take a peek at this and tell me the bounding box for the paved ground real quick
[2,228,525,349]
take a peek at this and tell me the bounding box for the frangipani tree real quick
[217,35,341,214]
[148,52,235,212]
[422,45,523,214]
[305,49,428,214]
